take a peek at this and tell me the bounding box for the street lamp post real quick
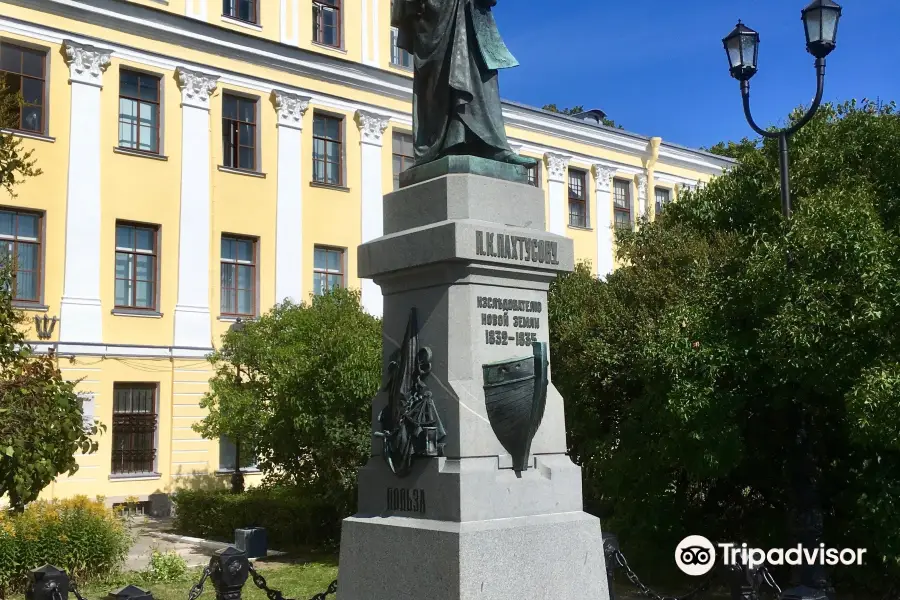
[228,318,246,494]
[722,2,842,600]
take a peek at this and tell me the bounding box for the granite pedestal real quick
[338,170,610,600]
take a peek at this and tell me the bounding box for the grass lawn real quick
[78,558,338,600]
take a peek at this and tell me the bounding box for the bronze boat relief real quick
[481,342,549,476]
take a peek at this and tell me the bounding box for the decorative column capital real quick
[593,164,616,193]
[272,90,311,130]
[176,67,219,110]
[355,110,391,146]
[544,152,572,183]
[63,40,111,87]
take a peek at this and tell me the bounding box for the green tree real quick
[542,103,622,129]
[0,266,103,510]
[196,288,382,515]
[0,79,42,196]
[549,99,900,592]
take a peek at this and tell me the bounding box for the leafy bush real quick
[195,288,381,521]
[0,496,132,595]
[171,486,344,550]
[144,550,187,582]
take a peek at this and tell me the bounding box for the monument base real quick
[338,511,610,600]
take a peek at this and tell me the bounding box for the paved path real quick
[125,516,284,572]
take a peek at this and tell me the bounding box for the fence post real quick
[106,585,154,600]
[26,565,69,600]
[209,547,250,600]
[603,532,619,600]
[728,547,761,600]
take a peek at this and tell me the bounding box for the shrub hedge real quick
[0,496,132,595]
[171,486,344,550]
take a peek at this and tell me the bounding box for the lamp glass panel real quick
[726,36,743,68]
[740,34,757,68]
[805,8,823,43]
[821,8,838,43]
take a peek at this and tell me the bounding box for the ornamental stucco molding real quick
[355,110,391,146]
[637,173,648,199]
[544,152,572,183]
[63,40,112,87]
[593,164,616,192]
[273,90,311,129]
[176,67,219,110]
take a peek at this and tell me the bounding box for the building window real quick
[221,235,256,317]
[0,43,46,133]
[222,94,257,171]
[313,246,344,296]
[391,27,413,69]
[312,113,343,186]
[613,179,633,230]
[219,436,258,471]
[655,187,671,215]
[0,209,41,302]
[392,131,414,191]
[313,0,342,47]
[115,222,158,310]
[223,0,258,23]
[111,383,158,475]
[526,164,541,188]
[568,169,588,228]
[118,70,160,154]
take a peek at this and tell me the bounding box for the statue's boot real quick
[494,149,538,168]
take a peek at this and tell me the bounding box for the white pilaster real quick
[545,152,571,237]
[281,0,299,45]
[59,41,111,344]
[174,67,218,349]
[637,174,648,218]
[370,0,381,66]
[355,110,391,316]
[186,0,207,20]
[593,165,616,280]
[273,90,310,304]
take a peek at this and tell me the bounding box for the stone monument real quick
[337,2,611,598]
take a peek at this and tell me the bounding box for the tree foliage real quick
[542,103,622,129]
[0,79,42,197]
[0,268,103,510]
[196,288,382,516]
[549,100,900,591]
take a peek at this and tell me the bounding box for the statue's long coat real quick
[391,0,518,164]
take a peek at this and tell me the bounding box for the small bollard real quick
[234,527,267,559]
[106,585,154,600]
[27,565,69,600]
[209,547,250,600]
[602,533,619,600]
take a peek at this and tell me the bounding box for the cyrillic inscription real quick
[387,487,426,514]
[477,295,544,347]
[475,230,560,266]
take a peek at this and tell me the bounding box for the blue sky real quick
[492,0,899,150]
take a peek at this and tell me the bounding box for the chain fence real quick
[29,534,793,600]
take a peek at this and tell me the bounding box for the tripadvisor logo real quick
[675,536,868,576]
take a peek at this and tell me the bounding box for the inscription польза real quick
[386,487,426,514]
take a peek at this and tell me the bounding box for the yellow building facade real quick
[0,0,732,507]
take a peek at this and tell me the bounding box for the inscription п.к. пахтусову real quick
[474,230,555,347]
[475,230,560,266]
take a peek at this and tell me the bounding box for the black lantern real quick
[722,21,760,81]
[802,0,842,58]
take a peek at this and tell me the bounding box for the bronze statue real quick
[391,0,537,168]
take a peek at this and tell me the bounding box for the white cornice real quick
[3,0,733,174]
